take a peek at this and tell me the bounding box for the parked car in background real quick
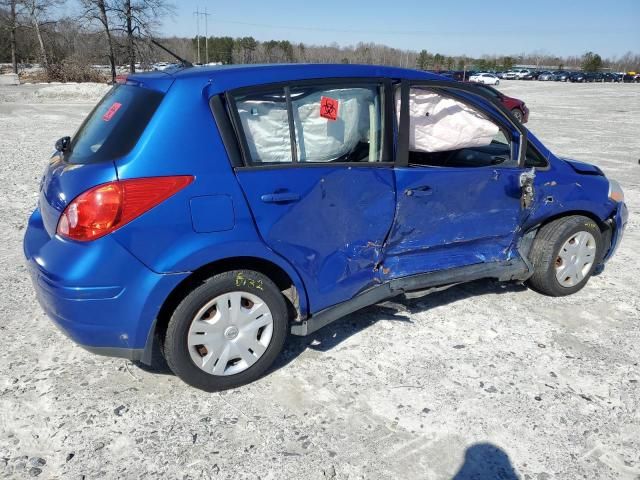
[569,72,588,83]
[622,72,639,83]
[495,71,507,79]
[436,71,473,81]
[468,82,529,123]
[504,69,532,80]
[554,71,572,82]
[469,72,500,85]
[515,69,532,79]
[602,73,622,83]
[537,71,555,81]
[522,71,541,80]
[588,73,602,82]
[24,64,627,391]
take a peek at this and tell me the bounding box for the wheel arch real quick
[153,256,309,347]
[526,209,608,235]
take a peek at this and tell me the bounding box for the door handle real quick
[260,192,300,203]
[405,185,432,197]
[491,169,501,180]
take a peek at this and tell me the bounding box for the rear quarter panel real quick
[110,76,309,314]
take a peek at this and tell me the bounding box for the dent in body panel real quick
[235,166,396,312]
[379,166,524,279]
[523,158,615,231]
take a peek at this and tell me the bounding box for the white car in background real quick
[504,69,531,80]
[515,69,532,79]
[469,72,500,85]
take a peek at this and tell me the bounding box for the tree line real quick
[0,0,173,81]
[1,1,638,82]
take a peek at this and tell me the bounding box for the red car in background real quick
[467,82,530,123]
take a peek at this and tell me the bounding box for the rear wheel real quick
[164,270,289,391]
[527,216,603,296]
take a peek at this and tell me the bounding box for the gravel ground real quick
[0,81,639,480]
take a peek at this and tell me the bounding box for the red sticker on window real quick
[320,96,339,121]
[102,102,122,121]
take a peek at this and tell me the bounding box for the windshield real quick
[65,85,164,164]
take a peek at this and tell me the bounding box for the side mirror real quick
[55,136,71,153]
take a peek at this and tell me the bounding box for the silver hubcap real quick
[555,231,597,287]
[187,292,274,376]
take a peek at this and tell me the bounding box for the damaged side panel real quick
[235,166,396,313]
[379,166,527,281]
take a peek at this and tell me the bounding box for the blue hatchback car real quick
[24,64,627,391]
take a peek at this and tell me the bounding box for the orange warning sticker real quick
[102,102,122,121]
[320,96,339,121]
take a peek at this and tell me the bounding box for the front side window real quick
[399,87,516,168]
[231,83,384,166]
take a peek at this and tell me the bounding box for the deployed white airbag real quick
[292,88,373,162]
[236,88,375,163]
[236,99,291,163]
[400,89,499,152]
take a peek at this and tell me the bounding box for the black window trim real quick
[221,77,395,170]
[525,140,551,170]
[283,85,299,163]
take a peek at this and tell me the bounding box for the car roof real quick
[128,63,448,93]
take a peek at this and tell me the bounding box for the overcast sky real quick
[159,0,640,57]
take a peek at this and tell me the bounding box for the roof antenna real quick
[149,38,193,68]
[132,28,193,69]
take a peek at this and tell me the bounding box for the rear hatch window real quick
[65,84,163,164]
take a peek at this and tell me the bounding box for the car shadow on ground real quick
[135,279,527,377]
[271,279,527,372]
[452,443,520,480]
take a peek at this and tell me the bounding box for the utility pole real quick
[193,8,201,64]
[201,8,211,64]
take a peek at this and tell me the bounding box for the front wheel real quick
[527,216,603,296]
[164,270,289,391]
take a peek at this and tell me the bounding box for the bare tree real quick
[0,0,20,73]
[112,0,174,73]
[80,0,117,81]
[21,0,62,68]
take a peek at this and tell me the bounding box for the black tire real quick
[511,108,523,122]
[164,270,289,391]
[527,216,603,296]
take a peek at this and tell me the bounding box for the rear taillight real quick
[57,176,193,242]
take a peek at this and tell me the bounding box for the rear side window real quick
[65,85,164,164]
[233,90,291,164]
[230,83,384,165]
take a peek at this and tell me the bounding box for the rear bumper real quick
[24,208,188,363]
